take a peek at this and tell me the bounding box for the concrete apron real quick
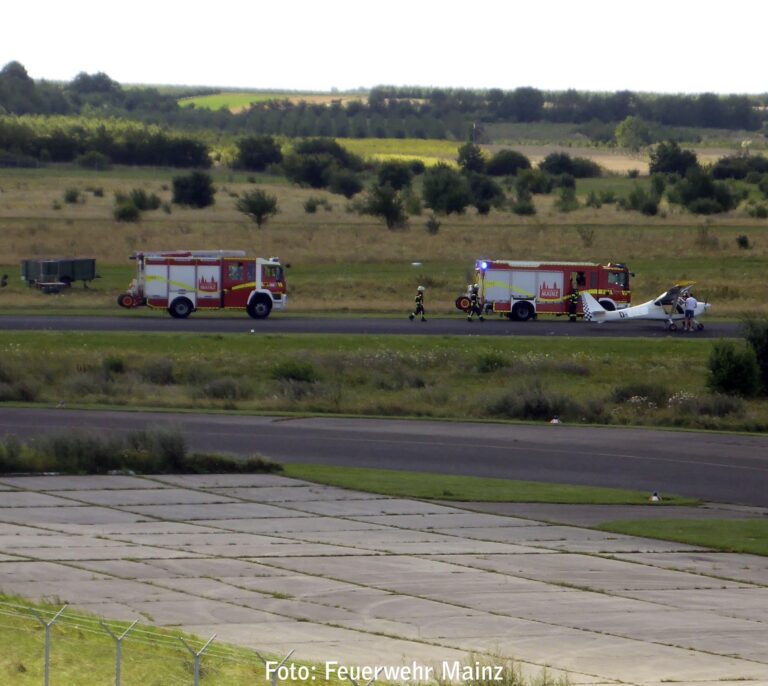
[1,473,767,686]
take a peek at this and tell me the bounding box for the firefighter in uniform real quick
[467,284,484,322]
[567,288,579,322]
[409,286,426,321]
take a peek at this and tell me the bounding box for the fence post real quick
[255,648,294,686]
[179,634,216,686]
[100,619,138,686]
[30,604,67,686]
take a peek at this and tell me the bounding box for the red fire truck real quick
[117,250,287,319]
[456,259,632,321]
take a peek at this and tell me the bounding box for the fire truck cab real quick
[457,259,631,321]
[117,250,287,319]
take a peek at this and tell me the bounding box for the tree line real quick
[2,61,766,142]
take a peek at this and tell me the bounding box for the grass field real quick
[0,331,765,431]
[282,465,698,505]
[1,165,767,316]
[179,92,366,112]
[599,519,768,556]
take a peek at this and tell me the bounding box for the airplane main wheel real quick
[668,323,677,331]
[696,322,704,331]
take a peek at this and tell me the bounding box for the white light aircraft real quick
[581,283,710,331]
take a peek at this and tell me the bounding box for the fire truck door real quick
[222,260,255,308]
[168,265,196,307]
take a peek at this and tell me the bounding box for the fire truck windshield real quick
[607,271,629,288]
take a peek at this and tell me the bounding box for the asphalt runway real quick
[1,408,765,507]
[0,314,740,338]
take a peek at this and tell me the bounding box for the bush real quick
[748,205,767,219]
[554,186,579,212]
[328,169,363,198]
[0,429,282,475]
[271,359,319,383]
[611,382,669,408]
[741,314,768,394]
[425,213,441,234]
[200,377,250,401]
[708,342,760,397]
[129,188,161,211]
[304,195,331,213]
[515,168,553,195]
[486,149,531,177]
[63,188,81,204]
[377,160,413,190]
[113,201,140,222]
[172,171,215,208]
[422,163,472,214]
[511,199,536,215]
[485,382,570,421]
[736,234,751,249]
[475,353,509,373]
[141,358,175,385]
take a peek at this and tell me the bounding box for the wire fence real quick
[0,600,295,686]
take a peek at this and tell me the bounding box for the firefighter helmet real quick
[417,286,425,292]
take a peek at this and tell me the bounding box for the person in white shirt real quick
[683,293,698,331]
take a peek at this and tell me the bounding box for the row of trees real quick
[2,61,766,141]
[0,117,210,167]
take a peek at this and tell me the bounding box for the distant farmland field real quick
[179,91,366,112]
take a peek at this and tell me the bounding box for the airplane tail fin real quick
[580,292,605,322]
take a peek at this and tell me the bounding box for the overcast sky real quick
[5,0,766,94]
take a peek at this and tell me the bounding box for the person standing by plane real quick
[409,286,426,322]
[683,292,698,331]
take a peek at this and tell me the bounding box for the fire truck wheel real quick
[247,296,272,319]
[117,293,134,308]
[512,301,534,322]
[455,296,471,312]
[169,298,193,319]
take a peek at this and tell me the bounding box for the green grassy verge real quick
[0,596,310,686]
[598,519,768,556]
[0,331,765,432]
[283,464,698,505]
[0,596,565,686]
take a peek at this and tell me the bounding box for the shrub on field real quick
[708,342,760,397]
[113,200,140,222]
[486,149,531,177]
[555,187,579,212]
[511,199,536,215]
[610,382,669,408]
[0,429,282,475]
[377,160,414,190]
[515,168,553,195]
[0,360,15,384]
[101,355,125,378]
[475,352,509,373]
[668,392,744,417]
[328,169,363,198]
[485,381,570,421]
[64,371,113,397]
[0,380,38,402]
[199,377,251,401]
[736,234,752,248]
[271,359,319,383]
[303,195,332,213]
[63,188,81,204]
[424,213,441,234]
[128,188,161,211]
[741,314,768,394]
[747,205,767,219]
[172,171,215,208]
[141,358,175,385]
